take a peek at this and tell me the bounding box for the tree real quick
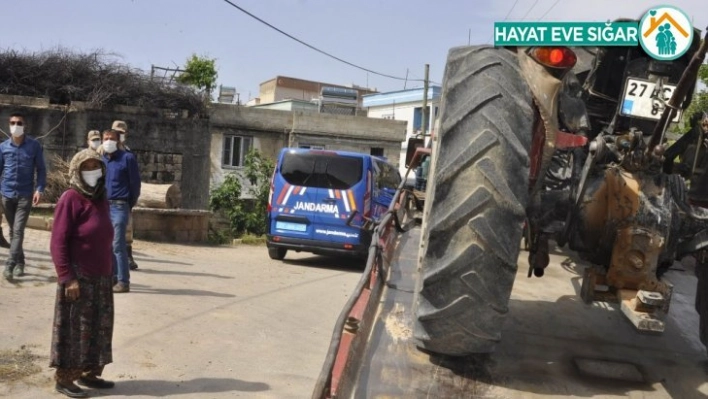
[677,63,708,133]
[176,54,218,95]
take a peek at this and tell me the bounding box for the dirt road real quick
[0,227,361,398]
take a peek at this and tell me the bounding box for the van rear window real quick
[281,152,363,190]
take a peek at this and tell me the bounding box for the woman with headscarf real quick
[49,148,116,398]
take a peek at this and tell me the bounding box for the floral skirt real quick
[49,276,114,370]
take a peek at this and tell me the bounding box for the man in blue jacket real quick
[0,112,47,280]
[101,129,141,293]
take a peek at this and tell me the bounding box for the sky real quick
[2,0,706,102]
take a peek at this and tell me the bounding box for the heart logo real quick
[649,10,657,16]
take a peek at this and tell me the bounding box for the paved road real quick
[0,227,361,398]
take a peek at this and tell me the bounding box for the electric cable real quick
[221,0,426,83]
[536,0,562,21]
[487,0,521,44]
[519,0,541,21]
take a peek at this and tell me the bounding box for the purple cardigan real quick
[50,189,114,284]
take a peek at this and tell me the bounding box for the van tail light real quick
[344,244,353,250]
[267,172,275,213]
[364,170,372,218]
[529,47,577,69]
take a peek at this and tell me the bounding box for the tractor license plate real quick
[276,221,307,232]
[620,78,680,122]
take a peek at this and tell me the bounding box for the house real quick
[362,86,442,172]
[258,76,378,108]
[209,104,407,197]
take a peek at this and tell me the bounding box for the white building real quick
[362,86,441,174]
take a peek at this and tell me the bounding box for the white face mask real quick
[102,140,118,154]
[81,169,103,188]
[89,140,101,150]
[120,133,126,143]
[9,125,24,137]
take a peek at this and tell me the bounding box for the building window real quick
[299,144,325,150]
[413,107,431,132]
[413,107,422,130]
[371,147,384,157]
[222,135,252,167]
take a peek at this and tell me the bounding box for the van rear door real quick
[274,150,366,248]
[310,153,365,247]
[271,151,321,240]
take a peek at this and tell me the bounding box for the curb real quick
[26,215,53,231]
[231,238,267,246]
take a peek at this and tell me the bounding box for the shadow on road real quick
[109,377,269,396]
[132,257,193,266]
[282,255,364,273]
[135,268,233,280]
[128,285,236,298]
[23,248,51,257]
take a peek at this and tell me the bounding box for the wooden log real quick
[136,183,181,209]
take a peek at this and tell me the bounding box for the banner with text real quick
[494,22,639,46]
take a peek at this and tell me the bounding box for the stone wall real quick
[132,208,210,243]
[26,204,211,243]
[0,96,211,209]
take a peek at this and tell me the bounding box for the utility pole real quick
[421,64,430,136]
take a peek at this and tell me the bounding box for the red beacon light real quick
[530,47,577,69]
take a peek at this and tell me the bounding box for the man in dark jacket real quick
[111,120,139,271]
[101,129,141,293]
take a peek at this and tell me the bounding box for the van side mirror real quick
[405,137,425,168]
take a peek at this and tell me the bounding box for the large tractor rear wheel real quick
[414,46,535,356]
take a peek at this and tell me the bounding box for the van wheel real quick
[414,46,534,356]
[268,247,287,260]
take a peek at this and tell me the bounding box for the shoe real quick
[128,246,138,270]
[0,234,9,249]
[3,266,13,280]
[55,382,88,398]
[12,264,24,277]
[78,376,115,389]
[113,283,130,293]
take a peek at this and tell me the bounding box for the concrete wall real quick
[0,95,211,210]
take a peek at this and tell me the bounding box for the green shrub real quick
[209,149,275,238]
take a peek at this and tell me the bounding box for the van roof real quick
[281,147,384,160]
